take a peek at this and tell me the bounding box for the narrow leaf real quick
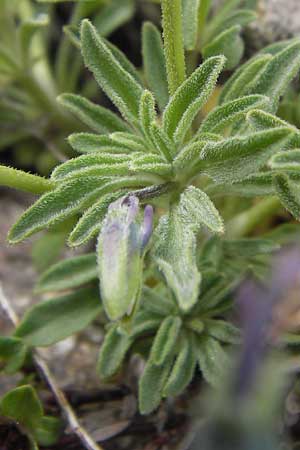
[150,316,182,366]
[273,174,300,220]
[97,325,132,379]
[142,22,169,110]
[163,56,226,143]
[203,25,244,70]
[35,253,97,293]
[68,191,125,247]
[179,186,224,234]
[163,334,197,396]
[15,287,101,346]
[161,0,186,95]
[200,95,269,133]
[81,20,143,124]
[219,54,272,105]
[197,336,229,386]
[58,94,130,134]
[139,358,173,414]
[68,133,134,154]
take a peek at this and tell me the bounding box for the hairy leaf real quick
[219,54,272,104]
[198,128,292,183]
[35,253,97,293]
[155,209,201,311]
[163,56,226,143]
[15,287,101,346]
[150,316,182,366]
[68,191,125,246]
[51,153,131,181]
[58,94,130,134]
[182,0,201,50]
[163,334,197,396]
[200,95,269,133]
[97,325,132,378]
[203,25,244,70]
[179,186,224,233]
[197,336,229,386]
[246,41,300,111]
[68,133,134,154]
[273,174,300,220]
[139,358,173,414]
[81,20,143,124]
[142,22,169,111]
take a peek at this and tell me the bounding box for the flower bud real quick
[97,195,153,321]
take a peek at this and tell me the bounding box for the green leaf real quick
[207,172,275,197]
[163,56,225,144]
[197,336,229,386]
[51,153,131,181]
[246,41,300,111]
[205,319,240,344]
[203,25,244,70]
[142,286,176,316]
[161,0,186,95]
[0,336,27,374]
[179,186,224,234]
[130,153,173,177]
[223,238,279,257]
[132,310,161,337]
[35,253,97,293]
[149,122,175,161]
[269,149,300,171]
[155,209,201,312]
[273,174,300,220]
[68,133,134,154]
[163,334,197,396]
[219,54,272,105]
[68,191,125,247]
[94,0,134,38]
[81,20,143,124]
[97,325,132,379]
[34,416,62,447]
[206,9,256,42]
[15,287,102,346]
[0,385,43,430]
[139,90,157,145]
[139,357,173,414]
[20,14,49,63]
[106,39,143,85]
[182,0,201,51]
[8,176,105,243]
[142,22,169,110]
[150,316,182,366]
[246,109,296,132]
[58,94,130,134]
[198,128,292,183]
[200,95,269,133]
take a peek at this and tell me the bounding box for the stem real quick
[226,197,282,238]
[0,165,55,194]
[161,0,186,95]
[0,285,104,450]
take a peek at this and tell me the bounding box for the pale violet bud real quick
[97,195,153,321]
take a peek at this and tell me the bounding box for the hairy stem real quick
[226,197,282,238]
[0,165,55,194]
[161,0,186,95]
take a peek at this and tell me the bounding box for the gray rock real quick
[213,0,300,51]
